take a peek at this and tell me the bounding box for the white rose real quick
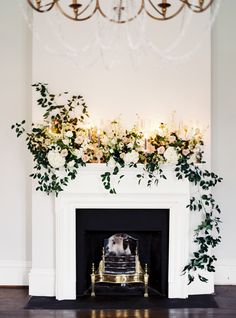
[62,139,70,145]
[182,148,190,156]
[164,147,179,164]
[65,130,73,138]
[120,152,126,159]
[74,149,83,158]
[110,138,117,146]
[108,157,116,168]
[123,150,139,164]
[127,142,134,149]
[169,135,176,143]
[82,154,89,163]
[101,135,109,146]
[158,146,165,155]
[67,160,75,168]
[75,136,84,144]
[61,149,68,157]
[188,153,197,164]
[47,150,65,169]
[45,139,51,146]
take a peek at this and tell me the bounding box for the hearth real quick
[76,208,169,297]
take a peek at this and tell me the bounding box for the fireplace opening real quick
[76,208,169,297]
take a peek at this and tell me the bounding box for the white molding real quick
[29,268,55,296]
[55,165,191,300]
[0,260,31,285]
[215,259,236,285]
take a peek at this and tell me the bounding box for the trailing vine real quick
[175,158,222,283]
[12,83,89,196]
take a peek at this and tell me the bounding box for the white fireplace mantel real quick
[29,164,214,299]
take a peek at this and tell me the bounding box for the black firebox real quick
[76,208,169,296]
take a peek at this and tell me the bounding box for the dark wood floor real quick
[0,286,236,317]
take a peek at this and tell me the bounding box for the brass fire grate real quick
[90,233,149,297]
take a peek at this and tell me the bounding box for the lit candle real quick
[88,128,92,141]
[97,129,101,146]
[144,134,148,150]
[48,122,52,134]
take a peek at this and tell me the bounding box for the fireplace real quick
[32,164,214,300]
[76,208,169,296]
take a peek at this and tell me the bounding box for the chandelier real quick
[27,0,214,23]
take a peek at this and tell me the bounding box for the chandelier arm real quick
[27,0,215,22]
[145,0,163,16]
[27,0,56,12]
[97,0,145,24]
[145,1,186,21]
[55,0,98,21]
[180,0,215,12]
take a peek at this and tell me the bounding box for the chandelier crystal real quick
[27,0,214,23]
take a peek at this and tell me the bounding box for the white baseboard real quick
[0,260,31,285]
[215,259,236,285]
[1,259,234,295]
[188,272,214,295]
[29,268,55,296]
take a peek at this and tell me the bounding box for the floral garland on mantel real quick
[12,83,222,284]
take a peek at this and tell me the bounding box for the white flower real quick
[75,136,84,144]
[74,149,83,158]
[61,149,68,157]
[164,147,179,164]
[65,130,73,138]
[169,135,176,143]
[157,146,165,155]
[45,139,51,146]
[108,157,116,168]
[101,135,109,146]
[47,150,65,169]
[110,138,117,146]
[127,142,134,149]
[67,160,75,168]
[123,150,139,164]
[120,152,125,159]
[62,139,70,145]
[82,154,89,163]
[188,154,196,164]
[182,148,190,156]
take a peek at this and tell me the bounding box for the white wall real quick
[212,0,236,284]
[0,0,235,288]
[0,1,32,284]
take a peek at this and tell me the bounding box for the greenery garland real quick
[12,83,222,284]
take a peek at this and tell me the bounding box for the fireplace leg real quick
[91,263,96,297]
[144,263,149,298]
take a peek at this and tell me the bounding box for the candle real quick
[97,129,101,146]
[144,134,148,150]
[48,122,52,134]
[88,129,92,141]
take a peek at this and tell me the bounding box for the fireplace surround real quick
[29,164,214,299]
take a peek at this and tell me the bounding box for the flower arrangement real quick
[12,83,222,285]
